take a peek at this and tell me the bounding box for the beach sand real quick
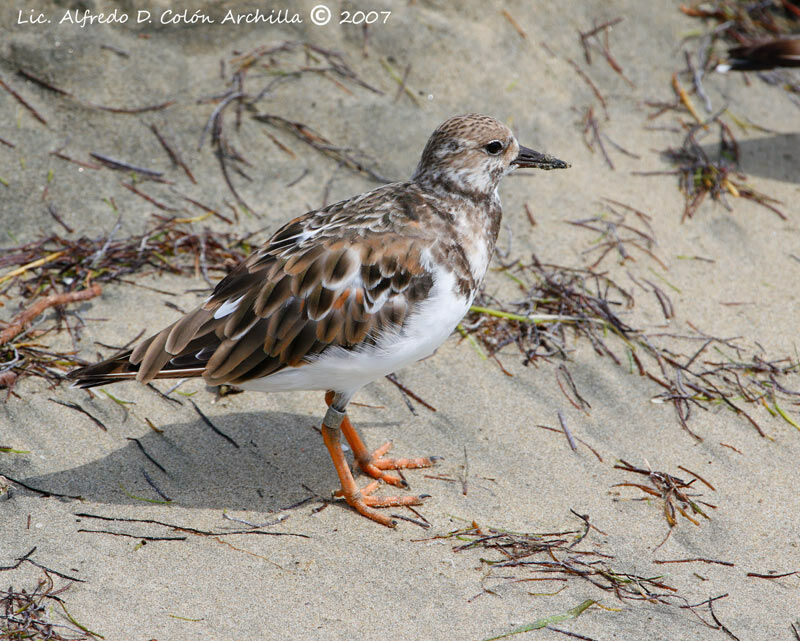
[1,2,799,639]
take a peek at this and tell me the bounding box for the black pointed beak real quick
[512,145,570,170]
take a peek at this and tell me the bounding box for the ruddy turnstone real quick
[68,114,569,527]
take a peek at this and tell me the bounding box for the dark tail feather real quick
[724,39,800,71]
[68,308,220,389]
[67,347,208,389]
[67,350,139,389]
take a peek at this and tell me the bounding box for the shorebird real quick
[69,114,569,526]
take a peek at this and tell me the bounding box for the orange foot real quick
[321,391,438,527]
[334,480,429,527]
[347,437,440,488]
[324,390,439,488]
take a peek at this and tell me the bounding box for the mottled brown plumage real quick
[69,183,450,388]
[68,114,569,526]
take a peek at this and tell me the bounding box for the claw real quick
[320,391,437,526]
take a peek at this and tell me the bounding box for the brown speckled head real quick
[412,114,568,199]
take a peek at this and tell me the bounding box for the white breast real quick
[238,265,470,396]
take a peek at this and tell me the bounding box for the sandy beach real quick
[1,1,799,639]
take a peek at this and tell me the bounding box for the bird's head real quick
[412,113,569,199]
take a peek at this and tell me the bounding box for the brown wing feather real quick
[68,183,439,390]
[728,39,800,70]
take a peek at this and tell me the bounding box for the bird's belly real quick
[239,268,471,395]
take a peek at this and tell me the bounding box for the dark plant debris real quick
[680,0,800,104]
[17,66,174,114]
[0,568,101,640]
[463,247,800,438]
[660,112,786,222]
[641,95,787,221]
[613,459,716,532]
[0,547,85,583]
[73,511,309,539]
[197,41,389,212]
[578,17,634,87]
[638,3,798,219]
[681,1,800,70]
[568,198,664,269]
[0,215,250,394]
[417,515,724,631]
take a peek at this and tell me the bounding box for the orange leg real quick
[324,391,438,487]
[321,409,426,528]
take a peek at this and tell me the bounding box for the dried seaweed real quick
[613,459,715,530]
[680,0,800,103]
[641,90,787,220]
[578,17,633,86]
[659,111,786,221]
[567,60,608,118]
[419,516,709,614]
[17,67,174,114]
[681,1,800,60]
[419,515,731,633]
[568,198,663,270]
[0,74,47,125]
[501,9,528,40]
[464,251,800,437]
[73,512,308,539]
[464,254,634,365]
[252,114,393,183]
[196,41,388,209]
[0,216,250,391]
[638,3,799,218]
[0,570,101,640]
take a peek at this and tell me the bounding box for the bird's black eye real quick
[484,140,504,155]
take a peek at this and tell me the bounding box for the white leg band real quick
[323,406,346,429]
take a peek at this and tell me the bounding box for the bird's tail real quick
[67,351,140,389]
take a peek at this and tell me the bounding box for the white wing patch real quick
[213,294,245,319]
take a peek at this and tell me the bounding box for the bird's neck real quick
[452,190,502,284]
[416,182,502,297]
[413,167,500,204]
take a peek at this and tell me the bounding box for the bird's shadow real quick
[18,410,394,512]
